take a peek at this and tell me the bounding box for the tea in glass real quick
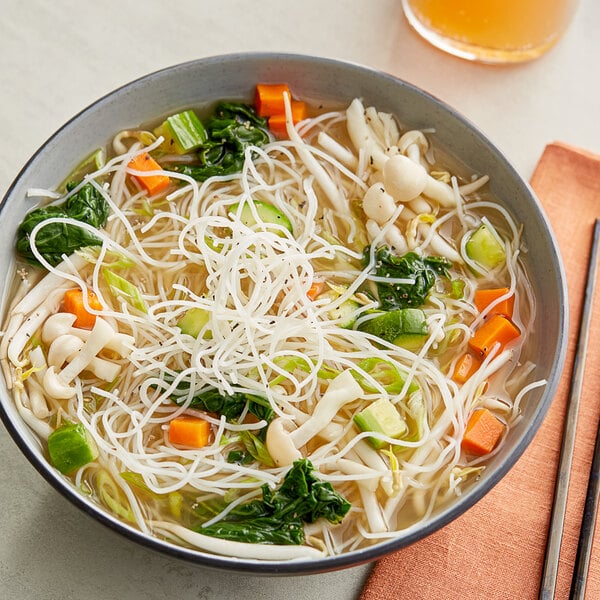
[401,0,579,63]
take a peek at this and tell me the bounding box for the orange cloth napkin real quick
[360,142,600,600]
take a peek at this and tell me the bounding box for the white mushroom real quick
[335,458,380,492]
[47,334,84,368]
[423,177,458,207]
[42,317,121,400]
[24,378,50,419]
[41,313,79,345]
[317,131,358,169]
[362,183,397,225]
[289,370,363,449]
[408,196,432,215]
[283,94,348,213]
[365,219,383,244]
[60,317,117,382]
[422,224,463,263]
[358,484,389,533]
[6,285,68,368]
[265,418,302,467]
[384,224,409,255]
[42,312,133,356]
[9,254,86,317]
[383,154,428,202]
[266,370,363,467]
[42,366,77,400]
[351,439,396,497]
[365,219,408,255]
[398,130,429,167]
[13,385,52,439]
[346,98,388,170]
[46,333,121,383]
[85,357,122,382]
[151,521,325,560]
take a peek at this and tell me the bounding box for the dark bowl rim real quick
[0,51,569,575]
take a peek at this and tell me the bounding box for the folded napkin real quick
[360,142,600,600]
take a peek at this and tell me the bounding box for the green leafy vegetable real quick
[16,182,109,267]
[358,307,428,348]
[237,430,275,467]
[171,102,270,181]
[166,383,274,424]
[195,459,351,545]
[365,246,452,310]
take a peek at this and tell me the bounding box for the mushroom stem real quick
[289,370,363,449]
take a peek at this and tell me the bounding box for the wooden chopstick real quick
[539,218,600,600]
[569,219,600,599]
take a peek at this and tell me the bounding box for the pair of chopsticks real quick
[539,219,600,600]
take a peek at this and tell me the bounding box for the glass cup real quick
[401,0,579,63]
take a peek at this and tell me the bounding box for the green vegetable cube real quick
[354,398,408,449]
[359,308,428,349]
[231,200,293,235]
[47,423,99,474]
[465,224,506,270]
[177,307,212,339]
[154,110,207,154]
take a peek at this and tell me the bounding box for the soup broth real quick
[0,88,541,559]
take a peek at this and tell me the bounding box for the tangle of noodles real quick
[0,94,542,559]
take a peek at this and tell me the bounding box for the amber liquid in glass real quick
[402,0,578,63]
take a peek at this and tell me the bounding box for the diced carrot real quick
[63,288,103,329]
[468,314,521,358]
[452,352,482,384]
[461,408,506,456]
[168,416,211,448]
[255,83,292,117]
[474,287,515,318]
[268,101,308,138]
[128,152,171,195]
[306,280,325,301]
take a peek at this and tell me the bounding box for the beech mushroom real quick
[383,154,428,202]
[266,370,363,467]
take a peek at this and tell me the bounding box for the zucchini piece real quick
[154,110,207,155]
[354,398,408,449]
[177,307,212,339]
[329,298,360,329]
[47,423,99,474]
[465,224,506,270]
[320,290,360,329]
[231,200,293,235]
[359,308,428,349]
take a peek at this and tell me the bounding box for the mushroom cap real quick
[383,155,428,202]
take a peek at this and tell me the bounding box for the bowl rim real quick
[0,51,569,575]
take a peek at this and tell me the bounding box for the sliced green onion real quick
[103,269,148,313]
[354,357,419,395]
[97,470,135,522]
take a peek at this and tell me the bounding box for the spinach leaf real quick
[16,182,109,267]
[195,459,351,545]
[167,382,274,424]
[366,246,452,310]
[171,102,270,182]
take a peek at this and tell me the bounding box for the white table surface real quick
[1,1,598,598]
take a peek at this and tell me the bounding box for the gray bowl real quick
[0,53,568,574]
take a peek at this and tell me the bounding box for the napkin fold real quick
[360,142,600,600]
